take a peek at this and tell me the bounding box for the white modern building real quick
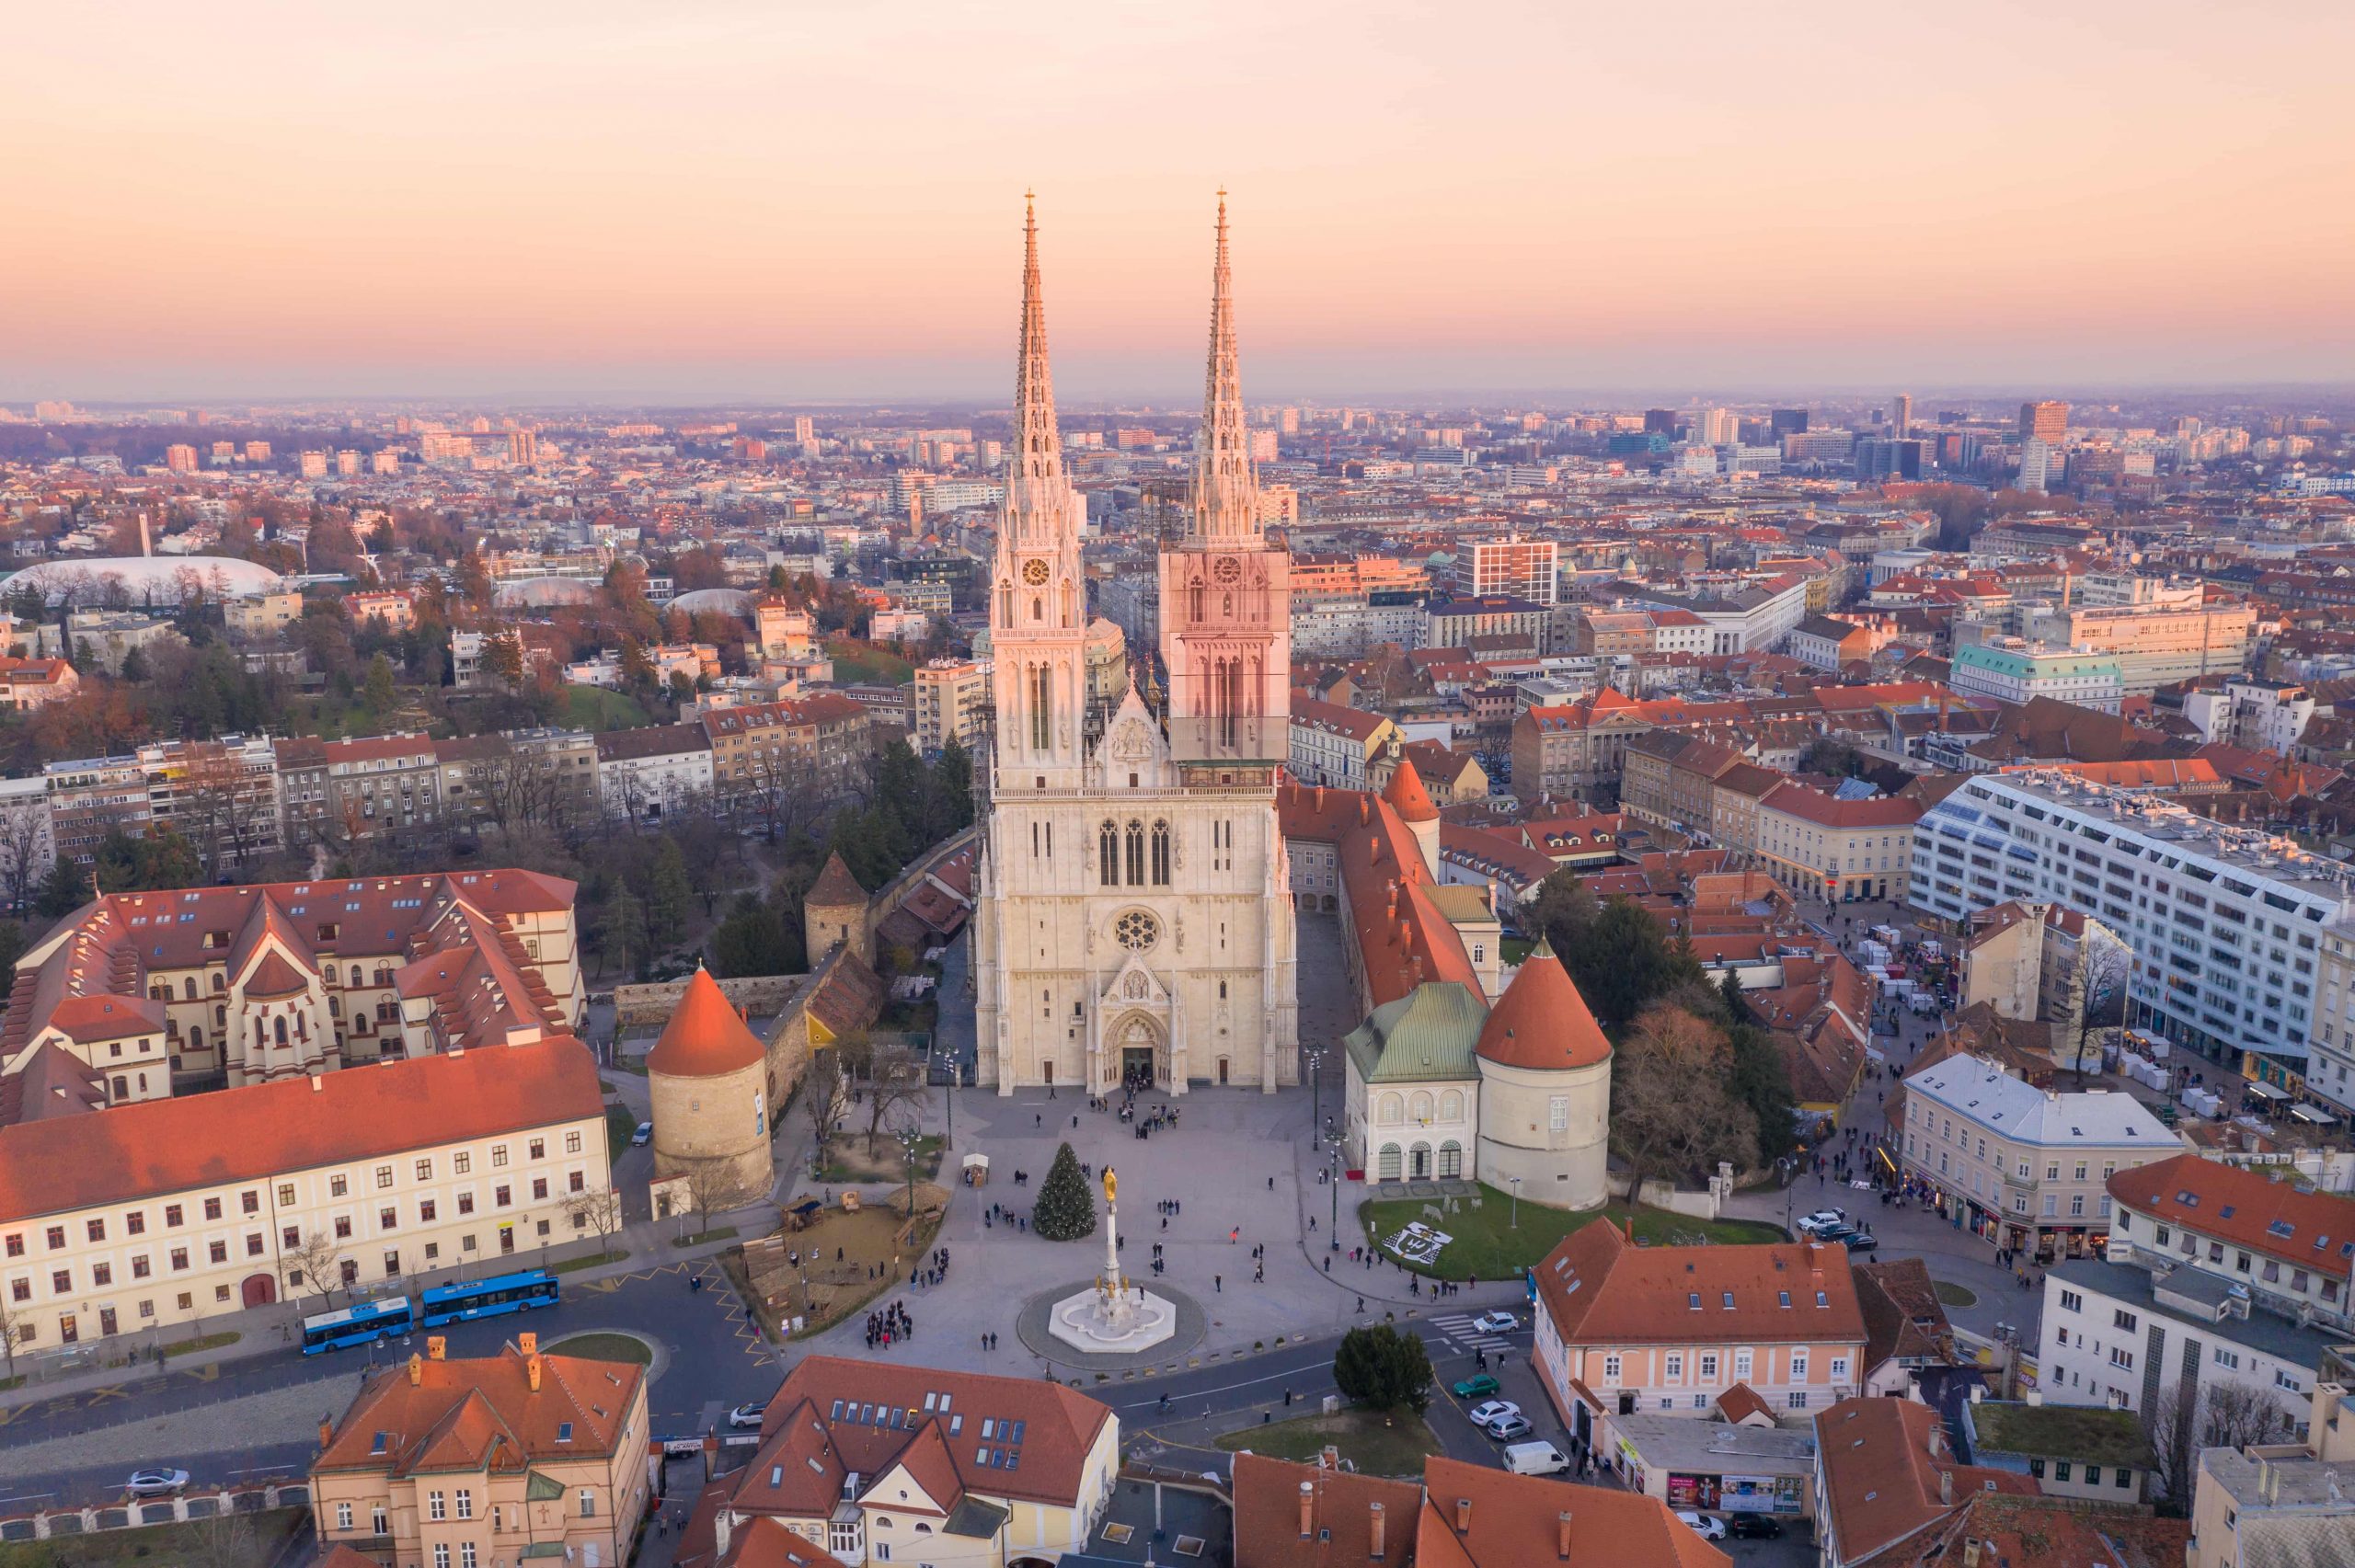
[1898,1055,2177,1261]
[2035,1258,2328,1439]
[1950,641,2123,715]
[2182,678,2315,756]
[1910,770,2355,1079]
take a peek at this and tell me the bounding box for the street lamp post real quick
[1329,1148,1341,1251]
[1509,1175,1522,1230]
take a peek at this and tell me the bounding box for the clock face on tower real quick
[1212,555,1243,585]
[1021,558,1051,586]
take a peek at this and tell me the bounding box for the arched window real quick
[373,965,392,986]
[1409,1143,1432,1180]
[274,1016,289,1046]
[1124,820,1144,886]
[1438,1140,1463,1179]
[213,1004,225,1027]
[188,1025,203,1051]
[1377,1144,1402,1182]
[1409,1091,1434,1124]
[1031,596,1042,623]
[1099,821,1120,886]
[1378,1093,1405,1126]
[182,978,196,1001]
[1189,583,1204,623]
[1029,664,1051,751]
[1150,820,1170,885]
[1440,1090,1464,1122]
[1218,980,1228,1000]
[211,973,226,993]
[350,965,363,988]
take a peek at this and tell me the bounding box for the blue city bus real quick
[419,1269,559,1327]
[301,1294,417,1355]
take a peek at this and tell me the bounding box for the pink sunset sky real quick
[5,0,2350,402]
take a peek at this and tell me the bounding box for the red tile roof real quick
[1415,1457,1728,1568]
[0,1037,603,1224]
[316,1343,643,1477]
[1534,1221,1867,1347]
[1476,945,1611,1072]
[1383,756,1441,823]
[2108,1151,2355,1282]
[647,967,767,1079]
[1813,1397,2033,1565]
[1232,1452,1422,1568]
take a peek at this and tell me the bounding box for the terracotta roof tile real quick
[647,967,767,1078]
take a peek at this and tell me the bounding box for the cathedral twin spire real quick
[1004,192,1258,549]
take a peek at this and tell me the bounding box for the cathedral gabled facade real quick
[973,196,1299,1095]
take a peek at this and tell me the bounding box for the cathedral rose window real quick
[1114,911,1160,951]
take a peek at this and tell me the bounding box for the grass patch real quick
[1213,1407,1443,1478]
[0,1507,304,1567]
[1357,1185,1788,1281]
[545,1331,655,1365]
[672,1227,740,1248]
[0,1374,21,1393]
[605,1102,642,1160]
[550,1249,628,1275]
[1933,1280,1979,1309]
[558,684,655,732]
[157,1331,240,1360]
[826,638,914,686]
[1500,937,1536,967]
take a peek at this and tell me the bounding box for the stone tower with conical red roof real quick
[1471,941,1613,1209]
[645,966,774,1204]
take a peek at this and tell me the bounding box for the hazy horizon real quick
[7,0,2352,404]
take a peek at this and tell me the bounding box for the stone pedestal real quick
[1044,1193,1177,1355]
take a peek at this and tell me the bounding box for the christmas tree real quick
[1031,1141,1097,1242]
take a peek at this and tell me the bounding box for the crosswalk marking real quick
[1430,1314,1513,1353]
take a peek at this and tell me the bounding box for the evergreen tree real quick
[1030,1141,1097,1242]
[1331,1325,1434,1413]
[1523,869,1597,958]
[37,858,87,918]
[1729,1024,1801,1163]
[930,737,974,836]
[711,893,792,978]
[602,886,649,981]
[1564,897,1680,1031]
[118,645,151,683]
[362,653,397,715]
[647,838,693,944]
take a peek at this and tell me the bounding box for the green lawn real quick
[157,1331,239,1360]
[550,1249,627,1275]
[545,1331,655,1365]
[605,1103,641,1160]
[1358,1185,1787,1281]
[559,685,654,732]
[0,1509,304,1567]
[1213,1408,1443,1478]
[827,638,915,686]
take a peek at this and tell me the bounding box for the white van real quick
[1503,1441,1570,1476]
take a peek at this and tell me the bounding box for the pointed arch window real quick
[1150,820,1170,886]
[1124,820,1145,887]
[1029,665,1051,751]
[1190,584,1205,624]
[1099,820,1120,887]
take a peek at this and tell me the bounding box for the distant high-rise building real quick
[792,415,815,445]
[1278,406,1299,435]
[1248,429,1278,462]
[1457,534,1558,605]
[1692,407,1736,445]
[300,451,328,479]
[2018,400,2069,444]
[2017,438,2055,494]
[336,449,362,476]
[1890,393,1913,436]
[372,450,399,475]
[33,400,74,422]
[1770,407,1809,438]
[508,429,538,466]
[1643,408,1679,436]
[164,443,198,474]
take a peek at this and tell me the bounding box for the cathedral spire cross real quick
[1191,189,1257,544]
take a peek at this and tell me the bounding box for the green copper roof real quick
[1344,981,1487,1083]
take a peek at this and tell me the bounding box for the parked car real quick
[631,1122,653,1147]
[1466,1400,1522,1428]
[1483,1414,1534,1441]
[1795,1209,1847,1236]
[1729,1515,1785,1539]
[1471,1310,1518,1333]
[1452,1373,1501,1400]
[126,1469,190,1497]
[728,1402,767,1429]
[1675,1511,1728,1541]
[1811,1223,1861,1245]
[1840,1231,1880,1255]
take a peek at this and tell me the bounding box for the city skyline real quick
[6,1,2353,402]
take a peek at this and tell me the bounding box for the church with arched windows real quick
[971,196,1299,1095]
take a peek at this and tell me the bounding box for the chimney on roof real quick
[1557,1510,1573,1560]
[1370,1500,1386,1558]
[1321,1445,1340,1471]
[1454,1496,1472,1534]
[427,1335,447,1361]
[1299,1480,1315,1538]
[408,1352,423,1386]
[1939,1468,1953,1507]
[527,1354,543,1393]
[310,1076,321,1093]
[516,1331,535,1356]
[318,1417,334,1450]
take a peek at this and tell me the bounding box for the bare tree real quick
[0,1290,31,1379]
[801,1045,844,1170]
[563,1185,626,1260]
[681,1160,762,1241]
[190,1506,257,1568]
[2200,1379,2299,1451]
[862,1043,928,1157]
[0,802,49,915]
[2138,1377,2200,1505]
[2066,922,2132,1085]
[1609,1003,1758,1197]
[283,1228,349,1312]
